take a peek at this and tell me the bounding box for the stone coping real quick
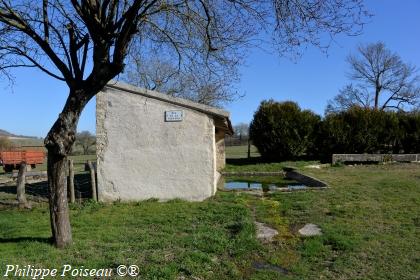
[282,167,328,188]
[221,171,285,176]
[332,153,420,164]
[105,81,230,118]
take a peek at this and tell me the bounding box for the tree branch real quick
[42,0,49,43]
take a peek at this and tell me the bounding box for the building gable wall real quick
[96,87,216,201]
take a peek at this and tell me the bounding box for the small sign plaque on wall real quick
[165,110,183,122]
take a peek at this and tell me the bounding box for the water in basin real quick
[222,176,307,192]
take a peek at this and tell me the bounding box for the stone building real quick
[96,81,233,202]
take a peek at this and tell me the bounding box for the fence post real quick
[77,190,82,204]
[88,161,97,201]
[68,159,75,203]
[247,139,251,159]
[16,161,30,208]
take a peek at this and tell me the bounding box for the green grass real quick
[0,196,262,279]
[32,154,96,173]
[67,154,97,173]
[224,145,320,172]
[226,145,260,159]
[263,163,420,279]
[0,163,419,279]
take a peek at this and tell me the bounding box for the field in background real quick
[9,137,44,147]
[67,154,97,173]
[225,145,260,159]
[0,154,96,175]
[6,136,94,157]
[3,141,257,164]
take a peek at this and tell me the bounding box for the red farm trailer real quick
[0,148,46,172]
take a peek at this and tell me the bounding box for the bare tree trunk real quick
[43,76,110,248]
[17,161,30,208]
[47,152,71,248]
[374,87,380,110]
[44,90,91,248]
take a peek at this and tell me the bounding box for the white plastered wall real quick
[96,87,217,202]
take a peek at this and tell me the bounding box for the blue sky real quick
[1,0,419,137]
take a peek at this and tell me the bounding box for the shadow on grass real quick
[72,173,94,199]
[0,181,49,199]
[226,157,265,166]
[0,237,52,244]
[0,173,94,200]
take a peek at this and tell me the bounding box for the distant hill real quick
[0,129,42,146]
[0,129,13,137]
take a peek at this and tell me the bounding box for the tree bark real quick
[374,81,381,110]
[47,151,72,248]
[44,89,92,248]
[374,90,379,109]
[44,70,115,248]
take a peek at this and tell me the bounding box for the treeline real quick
[249,100,420,162]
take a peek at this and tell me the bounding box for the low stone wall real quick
[221,171,285,176]
[332,154,420,164]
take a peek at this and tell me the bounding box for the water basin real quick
[223,176,307,192]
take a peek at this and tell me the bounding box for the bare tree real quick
[233,123,249,141]
[123,53,239,107]
[325,84,372,114]
[328,42,420,113]
[0,0,369,248]
[75,131,96,155]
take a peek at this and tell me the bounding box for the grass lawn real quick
[32,154,97,174]
[264,163,420,279]
[0,163,419,279]
[224,145,320,172]
[225,145,260,159]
